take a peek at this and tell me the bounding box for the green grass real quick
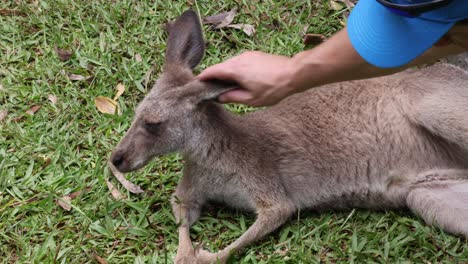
[0,0,466,263]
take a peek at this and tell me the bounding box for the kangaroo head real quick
[111,10,234,172]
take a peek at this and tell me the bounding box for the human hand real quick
[197,51,296,106]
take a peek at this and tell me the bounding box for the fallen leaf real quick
[68,73,87,81]
[227,24,255,36]
[203,8,237,29]
[329,0,344,11]
[106,179,124,200]
[303,33,327,46]
[26,105,41,115]
[56,196,72,211]
[108,161,144,194]
[0,110,7,122]
[68,187,92,199]
[135,53,142,63]
[54,46,73,62]
[217,9,237,28]
[48,94,58,105]
[95,96,119,115]
[55,187,92,211]
[94,255,108,264]
[203,9,233,24]
[113,83,125,101]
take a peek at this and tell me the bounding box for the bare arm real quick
[291,27,465,91]
[198,25,466,106]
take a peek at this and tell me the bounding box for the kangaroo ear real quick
[197,79,238,102]
[165,10,204,69]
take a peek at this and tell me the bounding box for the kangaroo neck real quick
[183,103,256,168]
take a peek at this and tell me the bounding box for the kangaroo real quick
[110,10,468,264]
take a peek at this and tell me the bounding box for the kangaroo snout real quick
[110,149,130,172]
[111,150,125,167]
[110,145,142,173]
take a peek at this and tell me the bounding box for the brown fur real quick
[111,10,468,264]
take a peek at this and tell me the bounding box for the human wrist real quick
[279,57,301,97]
[286,51,325,93]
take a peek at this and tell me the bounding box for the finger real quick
[197,60,238,81]
[218,89,254,104]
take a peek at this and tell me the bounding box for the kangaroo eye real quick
[144,122,161,134]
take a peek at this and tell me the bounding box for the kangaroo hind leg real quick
[406,169,468,238]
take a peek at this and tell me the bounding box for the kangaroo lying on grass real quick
[110,10,468,263]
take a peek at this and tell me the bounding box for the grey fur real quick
[111,10,468,264]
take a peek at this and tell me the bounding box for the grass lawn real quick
[1,0,466,263]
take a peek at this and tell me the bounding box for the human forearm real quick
[197,24,465,106]
[287,27,465,94]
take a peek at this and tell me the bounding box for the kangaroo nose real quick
[112,151,125,167]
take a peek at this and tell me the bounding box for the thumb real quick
[218,89,254,104]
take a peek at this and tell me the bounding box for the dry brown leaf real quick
[135,53,142,63]
[95,96,119,115]
[55,187,92,211]
[0,110,8,122]
[203,8,237,29]
[113,83,125,101]
[68,187,92,199]
[108,161,144,194]
[106,179,124,200]
[54,46,73,62]
[94,255,108,264]
[68,73,88,81]
[227,24,255,36]
[216,8,237,28]
[26,105,41,115]
[203,9,234,25]
[48,94,58,105]
[56,196,72,211]
[303,33,327,46]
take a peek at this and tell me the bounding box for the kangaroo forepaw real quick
[195,248,227,264]
[174,249,196,264]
